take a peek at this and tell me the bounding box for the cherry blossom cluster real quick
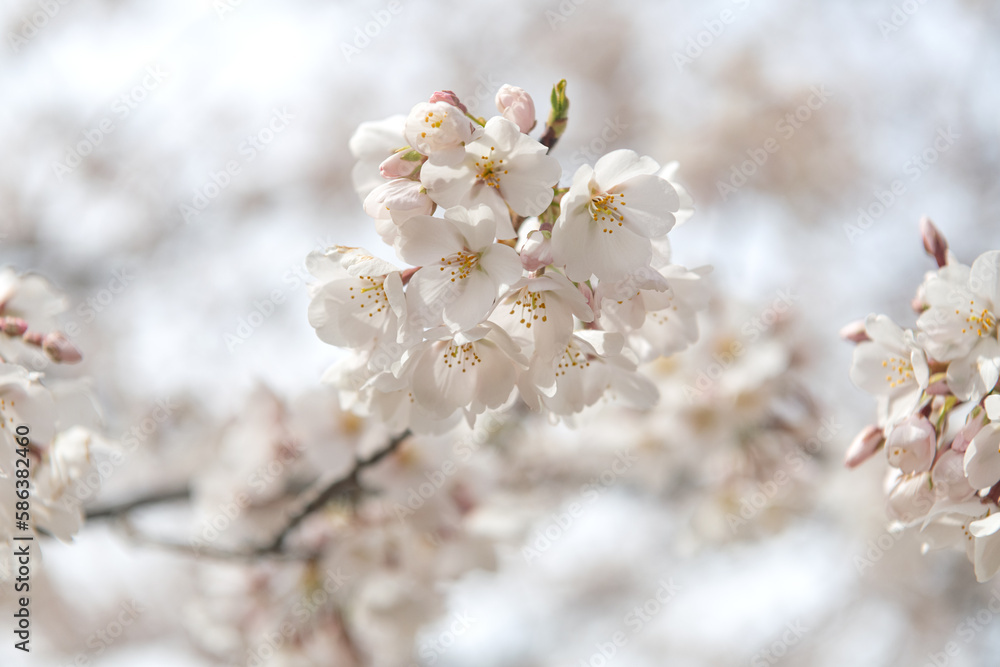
[846,219,1000,581]
[0,268,103,579]
[309,82,710,432]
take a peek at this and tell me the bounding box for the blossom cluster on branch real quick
[846,219,1000,581]
[307,82,710,433]
[0,267,104,579]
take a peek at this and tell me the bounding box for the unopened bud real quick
[22,330,43,346]
[42,332,82,364]
[495,84,536,134]
[379,149,425,180]
[428,90,467,114]
[844,424,884,468]
[920,216,948,268]
[839,320,869,344]
[1,317,28,336]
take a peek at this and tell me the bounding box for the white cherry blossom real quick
[420,117,561,240]
[849,314,929,427]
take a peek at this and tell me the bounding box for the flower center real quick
[442,342,481,373]
[507,289,548,329]
[556,341,591,377]
[590,191,627,234]
[348,276,387,318]
[438,250,480,282]
[474,147,506,190]
[958,300,997,337]
[881,355,913,389]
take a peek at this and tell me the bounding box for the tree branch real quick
[87,429,412,560]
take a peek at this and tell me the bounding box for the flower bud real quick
[920,216,948,268]
[42,332,82,364]
[520,230,553,272]
[1,317,28,336]
[885,415,936,473]
[378,149,425,180]
[844,424,884,468]
[495,84,536,134]
[404,102,476,165]
[428,90,467,114]
[839,320,869,344]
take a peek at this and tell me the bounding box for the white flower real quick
[307,247,406,350]
[886,471,934,523]
[348,115,406,200]
[401,323,526,420]
[885,415,936,473]
[849,314,930,427]
[930,447,976,502]
[420,117,561,240]
[969,511,1000,582]
[917,251,1000,401]
[597,264,712,362]
[395,205,522,333]
[963,420,1000,490]
[404,102,478,166]
[521,330,658,416]
[550,149,679,282]
[490,272,594,362]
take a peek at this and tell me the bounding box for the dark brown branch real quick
[86,485,192,520]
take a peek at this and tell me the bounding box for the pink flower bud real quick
[1,317,28,336]
[22,330,43,346]
[428,90,467,114]
[495,84,536,134]
[520,230,553,272]
[844,424,884,468]
[952,408,987,453]
[378,150,425,180]
[920,216,948,268]
[42,332,82,363]
[839,320,870,344]
[885,415,936,473]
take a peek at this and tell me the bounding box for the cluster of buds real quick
[308,82,710,432]
[0,268,82,366]
[846,218,1000,581]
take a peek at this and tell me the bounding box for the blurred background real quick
[2,0,1000,665]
